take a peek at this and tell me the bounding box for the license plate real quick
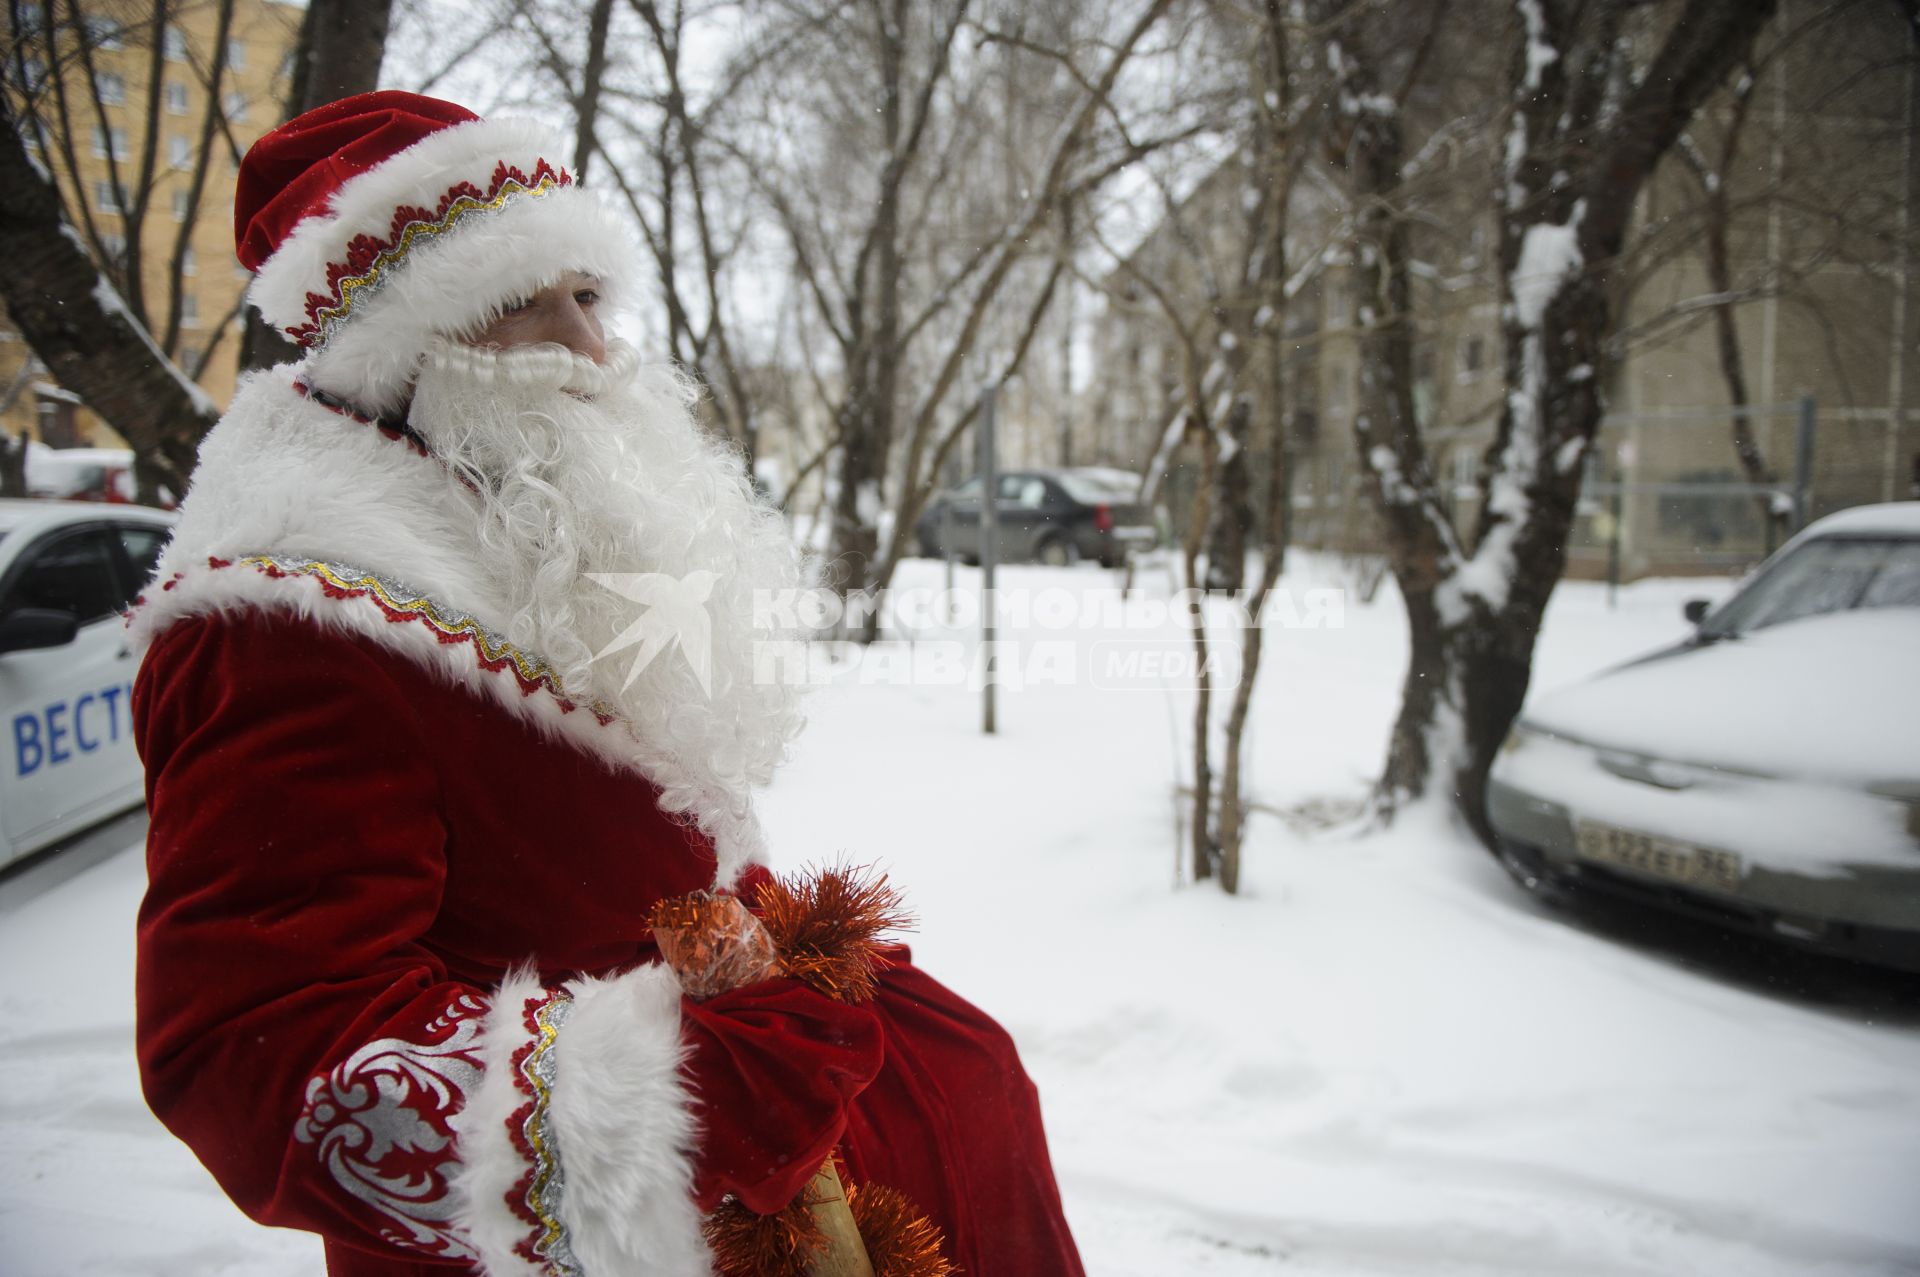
[1112,526,1156,540]
[1574,821,1743,892]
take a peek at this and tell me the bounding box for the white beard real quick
[407,335,811,882]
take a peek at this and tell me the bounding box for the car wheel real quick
[1036,534,1077,567]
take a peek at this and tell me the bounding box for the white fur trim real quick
[248,115,643,417]
[447,966,712,1276]
[447,968,550,1277]
[135,371,505,627]
[548,966,713,1275]
[127,373,708,834]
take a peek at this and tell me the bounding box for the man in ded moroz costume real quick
[129,91,1084,1277]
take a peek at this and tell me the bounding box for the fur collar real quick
[130,369,704,843]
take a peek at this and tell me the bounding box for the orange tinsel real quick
[704,1173,957,1277]
[752,865,913,1005]
[703,1183,829,1277]
[847,1181,957,1277]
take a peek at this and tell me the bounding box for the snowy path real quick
[3,555,1917,1274]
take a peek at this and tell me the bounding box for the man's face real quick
[466,270,607,364]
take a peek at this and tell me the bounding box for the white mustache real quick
[420,334,641,399]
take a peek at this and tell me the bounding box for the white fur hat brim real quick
[247,116,643,416]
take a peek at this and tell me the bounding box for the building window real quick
[164,25,188,62]
[178,345,200,373]
[95,180,122,215]
[223,90,249,122]
[1327,278,1351,326]
[91,126,129,160]
[226,38,247,71]
[86,17,125,51]
[1458,334,1486,380]
[181,246,198,276]
[20,57,46,90]
[96,71,125,105]
[171,188,191,222]
[100,233,127,267]
[180,293,200,328]
[1326,365,1350,414]
[169,135,192,170]
[1451,446,1477,495]
[165,81,189,115]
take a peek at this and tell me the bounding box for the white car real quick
[0,499,175,870]
[1489,502,1920,971]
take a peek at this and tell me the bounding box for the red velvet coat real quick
[128,375,1085,1277]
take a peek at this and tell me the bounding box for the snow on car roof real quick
[1801,501,1920,540]
[0,498,174,533]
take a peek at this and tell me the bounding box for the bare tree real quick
[1325,0,1778,842]
[1070,0,1330,892]
[736,0,1184,632]
[3,1,244,494]
[5,1,398,487]
[240,0,398,373]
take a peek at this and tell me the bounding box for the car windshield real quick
[1702,536,1920,637]
[1055,471,1141,504]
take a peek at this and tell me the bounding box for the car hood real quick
[1523,608,1920,790]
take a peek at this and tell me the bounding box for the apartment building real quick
[1086,3,1918,580]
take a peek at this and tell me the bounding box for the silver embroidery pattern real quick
[294,995,486,1260]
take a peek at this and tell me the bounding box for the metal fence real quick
[1572,399,1919,582]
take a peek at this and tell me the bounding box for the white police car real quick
[0,499,174,870]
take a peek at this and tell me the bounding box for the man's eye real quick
[500,296,534,315]
[574,289,601,307]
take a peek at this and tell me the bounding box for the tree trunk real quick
[1340,0,1778,844]
[243,0,396,375]
[0,97,211,492]
[1202,397,1252,593]
[0,432,26,498]
[1700,177,1784,542]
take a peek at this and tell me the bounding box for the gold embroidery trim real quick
[520,996,577,1273]
[309,171,565,343]
[233,554,615,719]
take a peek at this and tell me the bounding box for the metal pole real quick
[979,387,998,736]
[941,498,954,624]
[1792,394,1817,532]
[1607,464,1623,610]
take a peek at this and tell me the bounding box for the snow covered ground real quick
[4,552,1918,1275]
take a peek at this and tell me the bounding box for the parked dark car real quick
[914,467,1159,567]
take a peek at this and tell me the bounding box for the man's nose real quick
[543,297,606,364]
